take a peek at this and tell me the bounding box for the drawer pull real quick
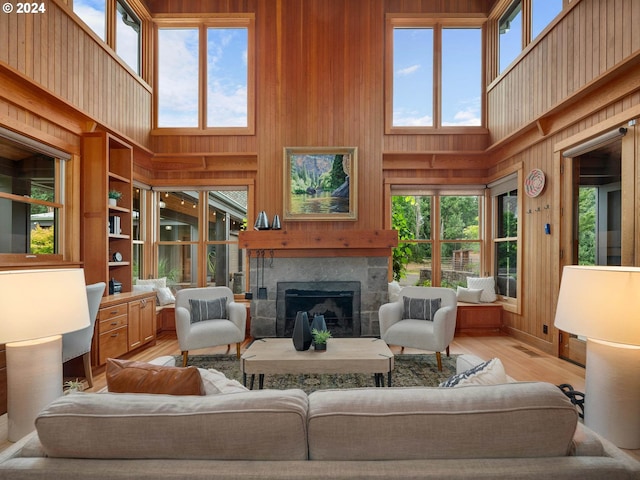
[111,322,118,326]
[111,333,119,338]
[110,310,119,314]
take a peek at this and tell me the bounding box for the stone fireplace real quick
[277,281,361,337]
[239,229,398,339]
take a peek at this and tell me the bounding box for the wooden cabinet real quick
[81,131,133,294]
[456,302,503,333]
[128,296,156,350]
[96,303,129,365]
[92,292,157,366]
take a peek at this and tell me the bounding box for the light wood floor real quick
[86,331,588,393]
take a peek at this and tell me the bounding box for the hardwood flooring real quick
[85,331,588,393]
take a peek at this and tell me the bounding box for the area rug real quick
[179,353,457,394]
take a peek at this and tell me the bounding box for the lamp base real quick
[6,335,63,442]
[585,339,640,449]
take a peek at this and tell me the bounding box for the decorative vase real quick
[314,342,327,351]
[292,311,312,351]
[108,198,117,206]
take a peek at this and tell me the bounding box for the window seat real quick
[455,301,503,333]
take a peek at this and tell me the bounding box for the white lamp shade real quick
[554,265,640,346]
[0,268,90,344]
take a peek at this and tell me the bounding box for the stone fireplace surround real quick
[239,230,398,339]
[249,256,389,338]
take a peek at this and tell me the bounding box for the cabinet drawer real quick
[99,304,128,321]
[99,325,128,365]
[99,314,128,334]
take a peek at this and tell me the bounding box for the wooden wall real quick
[485,0,640,351]
[0,0,152,148]
[2,0,640,354]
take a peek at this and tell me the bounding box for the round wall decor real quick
[525,168,546,197]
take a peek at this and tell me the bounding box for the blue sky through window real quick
[206,28,248,128]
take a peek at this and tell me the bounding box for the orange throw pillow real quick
[106,358,205,395]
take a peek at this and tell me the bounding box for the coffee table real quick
[241,337,394,389]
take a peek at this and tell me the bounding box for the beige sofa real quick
[0,360,638,479]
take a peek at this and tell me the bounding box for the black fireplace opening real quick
[276,281,361,338]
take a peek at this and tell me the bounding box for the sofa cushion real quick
[197,368,249,394]
[307,382,578,460]
[35,389,309,460]
[402,296,441,321]
[439,358,508,387]
[106,358,205,395]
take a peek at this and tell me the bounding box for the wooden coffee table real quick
[241,337,394,389]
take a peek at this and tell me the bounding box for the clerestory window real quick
[155,17,255,134]
[386,17,483,133]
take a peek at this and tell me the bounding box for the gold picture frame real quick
[283,146,358,221]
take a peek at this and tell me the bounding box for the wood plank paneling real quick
[0,0,151,147]
[488,0,640,143]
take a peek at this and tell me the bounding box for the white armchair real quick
[175,286,246,367]
[379,286,457,371]
[62,282,105,388]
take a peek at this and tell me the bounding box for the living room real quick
[0,0,640,476]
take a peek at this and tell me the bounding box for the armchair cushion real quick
[439,357,507,387]
[189,297,227,323]
[106,358,205,395]
[402,296,441,321]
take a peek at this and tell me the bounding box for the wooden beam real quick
[238,229,398,251]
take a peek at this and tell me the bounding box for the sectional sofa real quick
[0,357,638,479]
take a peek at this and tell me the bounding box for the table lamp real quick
[554,265,640,449]
[0,268,90,441]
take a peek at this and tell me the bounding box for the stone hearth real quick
[249,256,389,338]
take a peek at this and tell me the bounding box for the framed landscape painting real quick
[283,146,358,221]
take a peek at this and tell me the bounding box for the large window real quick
[391,191,482,288]
[490,174,520,305]
[155,189,247,293]
[498,0,563,73]
[155,17,254,133]
[73,0,142,75]
[0,135,68,257]
[387,18,483,132]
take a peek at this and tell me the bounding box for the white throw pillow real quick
[466,277,497,303]
[136,277,167,289]
[198,368,249,394]
[388,281,402,302]
[133,284,154,294]
[456,286,482,304]
[155,287,175,306]
[439,358,507,387]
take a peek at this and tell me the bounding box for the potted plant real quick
[312,328,332,351]
[63,379,85,395]
[108,189,122,206]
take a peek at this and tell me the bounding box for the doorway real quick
[560,138,622,365]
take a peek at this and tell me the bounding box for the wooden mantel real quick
[238,230,398,257]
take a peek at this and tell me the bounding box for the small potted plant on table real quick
[312,328,332,351]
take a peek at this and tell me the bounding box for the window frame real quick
[152,15,255,136]
[152,185,249,290]
[489,172,522,313]
[390,187,485,288]
[71,0,145,78]
[385,15,487,135]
